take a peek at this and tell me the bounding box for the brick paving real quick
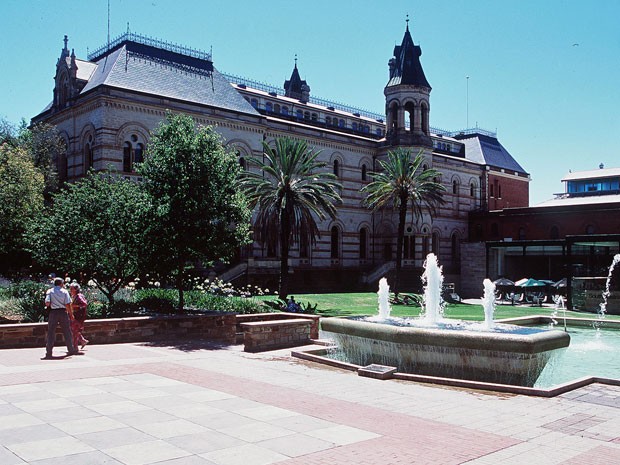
[0,342,619,464]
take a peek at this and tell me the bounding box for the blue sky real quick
[1,0,618,205]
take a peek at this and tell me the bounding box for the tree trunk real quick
[278,209,291,300]
[394,195,408,296]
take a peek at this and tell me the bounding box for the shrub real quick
[6,280,48,322]
[135,288,177,313]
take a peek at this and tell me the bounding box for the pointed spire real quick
[59,34,70,62]
[284,55,310,101]
[386,18,431,89]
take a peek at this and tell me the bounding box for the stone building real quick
[32,23,529,293]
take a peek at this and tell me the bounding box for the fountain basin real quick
[321,317,570,387]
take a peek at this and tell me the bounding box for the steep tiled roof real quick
[79,41,258,115]
[459,133,527,174]
[386,25,431,88]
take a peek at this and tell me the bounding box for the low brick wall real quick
[235,313,320,339]
[0,313,236,349]
[241,319,312,353]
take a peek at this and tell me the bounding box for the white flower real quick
[154,281,161,288]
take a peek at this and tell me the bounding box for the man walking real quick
[44,277,79,358]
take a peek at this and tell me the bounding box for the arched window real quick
[311,113,318,121]
[296,110,303,120]
[359,227,368,259]
[299,234,309,258]
[326,116,332,125]
[422,235,429,258]
[421,103,429,134]
[281,106,289,116]
[339,119,345,128]
[422,164,428,171]
[432,232,440,255]
[83,134,94,172]
[123,142,132,173]
[239,157,247,170]
[470,183,475,197]
[404,102,414,131]
[383,242,392,260]
[134,143,144,164]
[361,164,367,181]
[352,122,358,131]
[250,98,258,109]
[376,128,382,136]
[451,233,460,266]
[333,159,340,177]
[330,226,340,259]
[490,184,494,197]
[403,235,415,260]
[452,180,458,195]
[123,134,146,173]
[265,102,273,113]
[273,104,280,114]
[303,111,310,120]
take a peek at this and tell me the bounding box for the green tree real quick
[240,137,342,299]
[362,148,446,294]
[0,143,45,265]
[138,113,251,312]
[18,122,65,200]
[27,171,149,312]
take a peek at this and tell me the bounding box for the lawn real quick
[292,292,615,321]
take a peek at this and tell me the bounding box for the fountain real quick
[320,253,570,387]
[481,278,496,330]
[600,254,620,317]
[377,277,391,320]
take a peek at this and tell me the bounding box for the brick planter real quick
[241,318,312,353]
[0,313,236,349]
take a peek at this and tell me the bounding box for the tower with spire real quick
[284,56,310,103]
[384,17,432,147]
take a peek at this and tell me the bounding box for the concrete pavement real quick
[0,341,619,464]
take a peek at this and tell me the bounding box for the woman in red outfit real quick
[69,283,89,349]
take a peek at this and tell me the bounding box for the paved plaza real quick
[0,341,619,464]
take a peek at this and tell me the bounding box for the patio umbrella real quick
[517,278,547,288]
[514,278,529,287]
[552,278,567,288]
[493,278,515,287]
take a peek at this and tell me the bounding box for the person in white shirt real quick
[43,277,79,359]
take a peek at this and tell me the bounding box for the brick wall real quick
[241,319,312,353]
[460,242,487,298]
[0,314,236,349]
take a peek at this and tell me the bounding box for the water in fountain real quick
[599,254,620,318]
[377,277,392,320]
[481,279,496,330]
[320,252,571,386]
[421,253,444,324]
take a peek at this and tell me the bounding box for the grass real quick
[292,292,618,321]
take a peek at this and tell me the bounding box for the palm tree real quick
[362,148,446,295]
[240,137,342,299]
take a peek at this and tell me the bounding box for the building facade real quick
[469,165,620,308]
[33,25,530,293]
